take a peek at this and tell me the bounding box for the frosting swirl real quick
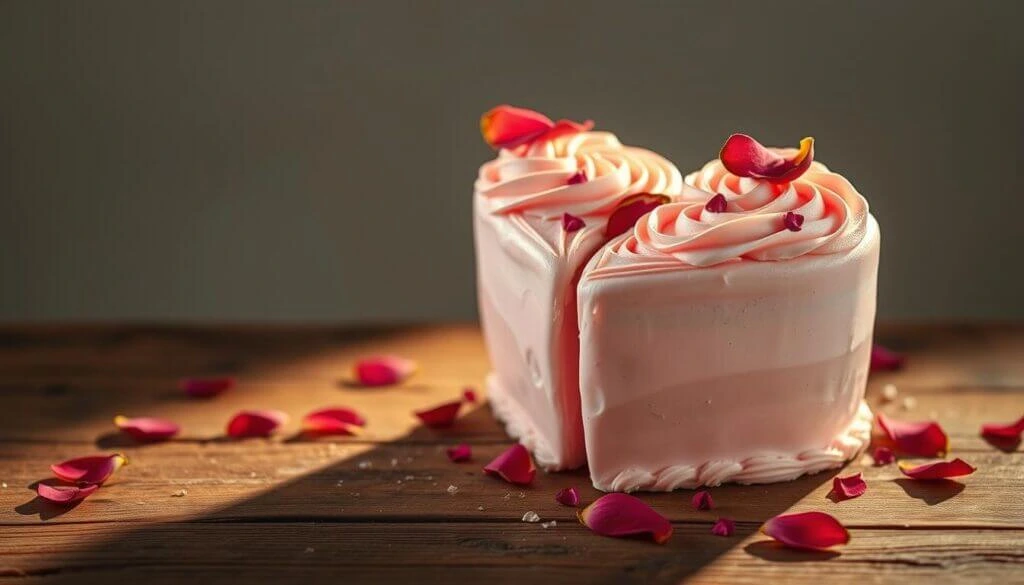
[474,132,684,219]
[606,155,869,267]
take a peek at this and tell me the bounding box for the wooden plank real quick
[1,523,1021,585]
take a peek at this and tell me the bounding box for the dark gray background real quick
[2,1,1022,322]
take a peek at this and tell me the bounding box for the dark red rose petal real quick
[226,410,288,438]
[870,344,906,372]
[704,193,727,213]
[604,193,670,239]
[446,444,472,463]
[872,446,896,466]
[762,511,849,550]
[691,490,714,511]
[414,400,463,428]
[354,356,417,387]
[463,387,478,403]
[980,416,1024,440]
[37,483,99,505]
[899,458,976,480]
[567,170,588,185]
[711,517,735,537]
[180,376,235,398]
[555,487,581,507]
[720,134,815,183]
[562,213,585,233]
[483,443,536,486]
[876,413,949,457]
[577,493,673,544]
[783,211,804,232]
[830,472,867,501]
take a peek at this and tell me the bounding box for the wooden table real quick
[1,323,1021,584]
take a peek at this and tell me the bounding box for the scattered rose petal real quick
[980,416,1024,440]
[783,211,804,232]
[36,483,99,505]
[711,517,735,537]
[226,410,288,438]
[872,446,896,466]
[480,105,593,150]
[415,400,463,428]
[870,343,906,371]
[704,193,727,213]
[179,376,235,398]
[577,493,673,544]
[446,444,472,463]
[604,193,670,238]
[898,458,976,480]
[483,443,536,486]
[762,511,849,550]
[562,213,585,233]
[114,415,180,442]
[463,387,478,403]
[353,355,417,387]
[691,490,714,511]
[567,170,588,185]
[829,472,867,501]
[555,487,581,507]
[720,134,815,183]
[301,407,366,436]
[51,453,127,485]
[876,413,949,457]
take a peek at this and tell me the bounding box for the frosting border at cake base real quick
[597,401,873,492]
[485,372,564,470]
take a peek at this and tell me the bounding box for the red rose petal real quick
[480,105,592,150]
[870,343,906,372]
[463,387,478,403]
[604,193,670,239]
[577,493,673,544]
[114,415,180,442]
[711,517,735,537]
[830,472,867,501]
[980,415,1024,440]
[37,483,99,505]
[562,213,585,233]
[691,490,714,511]
[876,413,949,457]
[704,193,727,213]
[51,453,127,485]
[783,211,805,232]
[555,487,581,507]
[415,400,463,428]
[872,446,896,466]
[446,443,472,463]
[567,170,588,185]
[301,407,366,436]
[179,376,235,398]
[541,119,594,144]
[354,355,417,387]
[720,133,815,183]
[762,511,849,550]
[483,443,536,486]
[226,410,288,438]
[899,458,976,480]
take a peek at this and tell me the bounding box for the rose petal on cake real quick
[980,416,1024,440]
[414,400,463,428]
[179,376,235,398]
[483,443,536,486]
[567,170,588,185]
[555,487,581,507]
[898,458,976,480]
[711,517,735,537]
[446,443,472,463]
[691,490,714,511]
[354,355,417,387]
[870,344,906,371]
[480,105,555,149]
[830,472,867,501]
[704,193,727,213]
[872,446,896,466]
[36,483,99,505]
[604,193,670,239]
[720,134,815,183]
[226,410,288,438]
[876,413,949,457]
[761,511,850,550]
[462,387,478,403]
[541,119,594,144]
[562,213,585,233]
[783,211,805,232]
[577,493,673,544]
[51,453,127,485]
[114,415,180,442]
[301,407,366,436]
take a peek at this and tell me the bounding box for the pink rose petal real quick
[604,193,670,239]
[562,213,585,233]
[720,134,815,183]
[446,444,472,463]
[37,483,99,505]
[980,416,1024,440]
[870,343,906,371]
[711,517,735,537]
[567,170,588,185]
[354,355,417,387]
[899,458,976,480]
[783,211,805,232]
[226,410,288,438]
[691,490,714,511]
[876,413,949,457]
[555,487,581,507]
[872,446,896,466]
[762,511,849,550]
[301,407,366,436]
[179,376,235,398]
[704,193,728,213]
[577,493,673,544]
[114,415,180,442]
[483,444,536,486]
[51,453,127,485]
[830,472,867,501]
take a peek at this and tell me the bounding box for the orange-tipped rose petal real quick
[577,493,673,544]
[877,413,949,457]
[301,407,366,436]
[354,355,417,387]
[870,343,906,371]
[51,453,127,485]
[691,490,714,511]
[899,458,976,480]
[114,415,180,442]
[226,410,288,438]
[480,105,593,150]
[483,443,536,486]
[762,511,849,550]
[720,134,814,183]
[555,487,581,507]
[414,400,463,428]
[446,444,472,463]
[180,376,235,398]
[604,193,670,238]
[830,472,867,501]
[711,517,735,537]
[37,483,99,505]
[981,415,1024,440]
